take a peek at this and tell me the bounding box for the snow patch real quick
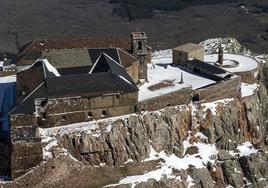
[204,54,258,73]
[0,75,16,83]
[229,141,258,157]
[106,141,217,187]
[201,98,234,115]
[43,59,61,77]
[241,83,258,98]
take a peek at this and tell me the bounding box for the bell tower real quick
[131,32,148,81]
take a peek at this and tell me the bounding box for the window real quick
[138,41,142,50]
[62,115,67,121]
[41,100,46,107]
[192,94,200,102]
[42,112,47,120]
[116,94,120,99]
[88,111,93,119]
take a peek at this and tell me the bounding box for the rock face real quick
[61,105,191,166]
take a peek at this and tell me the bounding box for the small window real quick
[116,94,120,99]
[102,110,107,117]
[192,94,200,102]
[88,111,93,118]
[138,41,142,50]
[42,112,47,119]
[41,100,46,107]
[62,115,67,121]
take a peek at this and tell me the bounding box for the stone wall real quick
[10,114,43,179]
[195,76,241,102]
[11,140,43,178]
[36,92,138,127]
[138,87,192,111]
[126,61,139,84]
[234,67,259,84]
[0,71,15,77]
[173,48,204,65]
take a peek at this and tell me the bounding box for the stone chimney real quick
[218,44,223,66]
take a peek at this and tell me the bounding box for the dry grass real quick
[148,79,175,91]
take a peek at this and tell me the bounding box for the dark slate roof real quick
[88,48,119,64]
[186,59,232,79]
[18,37,132,62]
[58,66,92,76]
[46,72,138,98]
[10,82,48,114]
[90,53,136,85]
[10,72,138,115]
[19,60,59,78]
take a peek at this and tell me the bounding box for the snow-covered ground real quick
[139,52,216,101]
[0,75,16,83]
[204,54,258,73]
[241,83,259,98]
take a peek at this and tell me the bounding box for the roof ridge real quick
[117,48,137,60]
[102,52,124,68]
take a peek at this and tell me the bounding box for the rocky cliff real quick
[1,38,268,188]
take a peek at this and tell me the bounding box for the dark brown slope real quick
[0,0,268,53]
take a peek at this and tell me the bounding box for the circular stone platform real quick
[204,54,258,73]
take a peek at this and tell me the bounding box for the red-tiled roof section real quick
[21,37,132,56]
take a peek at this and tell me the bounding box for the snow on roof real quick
[0,75,16,83]
[139,52,216,101]
[43,59,61,77]
[204,54,258,73]
[241,82,258,98]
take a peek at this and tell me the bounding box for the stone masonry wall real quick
[138,87,192,111]
[11,141,43,178]
[35,92,138,127]
[126,61,139,84]
[195,76,241,102]
[10,114,43,179]
[0,71,15,77]
[234,67,259,84]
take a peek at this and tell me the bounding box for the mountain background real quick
[0,0,268,53]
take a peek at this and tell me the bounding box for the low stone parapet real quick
[138,87,192,111]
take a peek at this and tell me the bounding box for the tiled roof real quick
[19,37,132,58]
